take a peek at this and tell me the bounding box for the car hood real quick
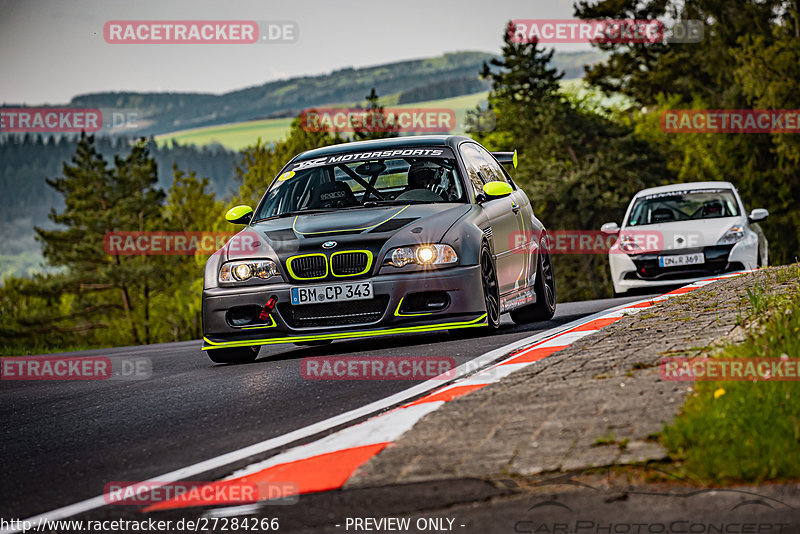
[620,216,744,251]
[224,203,472,262]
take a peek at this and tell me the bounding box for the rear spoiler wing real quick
[490,150,518,168]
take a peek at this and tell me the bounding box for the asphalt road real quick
[1,295,647,520]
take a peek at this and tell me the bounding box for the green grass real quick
[661,264,800,484]
[594,431,617,446]
[155,92,490,151]
[559,79,634,114]
[744,278,769,316]
[157,117,295,151]
[155,81,628,151]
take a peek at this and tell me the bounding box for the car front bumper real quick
[202,265,487,350]
[609,240,756,294]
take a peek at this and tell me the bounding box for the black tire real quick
[450,244,500,339]
[207,345,260,364]
[294,340,333,347]
[510,237,556,324]
[480,244,501,330]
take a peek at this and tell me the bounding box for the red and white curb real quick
[5,271,751,531]
[146,272,751,512]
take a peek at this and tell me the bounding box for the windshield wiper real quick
[362,200,429,207]
[255,208,338,222]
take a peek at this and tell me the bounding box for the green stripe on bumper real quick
[203,314,488,350]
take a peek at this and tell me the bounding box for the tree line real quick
[1,0,796,353]
[471,0,798,299]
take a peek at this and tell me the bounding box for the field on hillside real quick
[156,81,632,151]
[155,92,491,151]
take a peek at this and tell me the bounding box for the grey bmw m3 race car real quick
[202,135,556,363]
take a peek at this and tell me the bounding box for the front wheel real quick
[207,345,260,364]
[510,237,556,324]
[480,244,501,330]
[448,244,500,339]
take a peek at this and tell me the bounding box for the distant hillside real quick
[155,78,632,152]
[156,92,492,151]
[59,50,603,138]
[0,136,238,280]
[0,50,607,280]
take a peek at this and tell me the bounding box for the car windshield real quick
[626,188,740,227]
[253,148,465,220]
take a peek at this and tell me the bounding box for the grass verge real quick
[661,264,800,483]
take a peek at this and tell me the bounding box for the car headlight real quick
[619,233,642,253]
[718,225,744,245]
[385,244,458,268]
[219,259,278,283]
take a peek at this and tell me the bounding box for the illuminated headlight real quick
[619,233,642,253]
[718,225,744,245]
[417,246,436,264]
[219,260,278,283]
[233,264,252,280]
[386,245,458,268]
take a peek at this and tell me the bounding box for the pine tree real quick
[234,117,343,207]
[350,88,400,140]
[469,23,564,149]
[34,134,165,345]
[473,22,673,300]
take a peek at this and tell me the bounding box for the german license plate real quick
[658,253,704,267]
[291,282,373,305]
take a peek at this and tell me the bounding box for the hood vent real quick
[266,229,298,241]
[369,217,418,233]
[297,229,364,238]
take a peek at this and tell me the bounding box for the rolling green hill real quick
[1,50,609,280]
[58,50,604,139]
[156,92,492,150]
[156,80,631,151]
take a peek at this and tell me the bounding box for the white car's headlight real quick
[717,225,744,245]
[619,233,643,253]
[219,259,278,283]
[385,244,458,268]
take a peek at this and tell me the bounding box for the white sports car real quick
[603,182,769,296]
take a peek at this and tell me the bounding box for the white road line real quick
[226,402,445,479]
[2,289,718,533]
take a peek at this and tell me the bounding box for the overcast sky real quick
[0,0,586,105]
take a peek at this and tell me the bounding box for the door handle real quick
[511,202,520,214]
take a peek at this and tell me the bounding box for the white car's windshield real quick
[254,151,465,221]
[626,188,740,227]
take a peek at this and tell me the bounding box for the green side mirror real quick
[482,181,513,199]
[225,205,253,225]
